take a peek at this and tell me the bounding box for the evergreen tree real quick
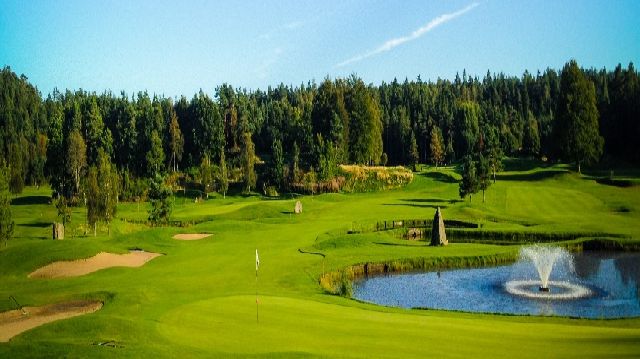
[200,154,213,195]
[290,142,301,185]
[66,129,87,198]
[429,126,445,168]
[459,155,479,202]
[85,150,119,236]
[8,142,24,195]
[218,150,228,198]
[555,60,604,173]
[146,130,165,175]
[241,132,256,193]
[477,153,491,203]
[408,131,419,171]
[85,166,100,236]
[0,165,14,247]
[148,173,172,225]
[269,138,285,189]
[522,112,540,156]
[167,109,184,172]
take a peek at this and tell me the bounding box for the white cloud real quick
[336,2,480,68]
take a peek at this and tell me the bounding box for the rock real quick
[407,228,421,240]
[430,207,447,246]
[52,223,64,240]
[294,200,303,214]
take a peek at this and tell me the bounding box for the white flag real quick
[255,249,260,271]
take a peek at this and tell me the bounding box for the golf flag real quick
[255,249,260,271]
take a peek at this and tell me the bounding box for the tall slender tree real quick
[218,150,228,198]
[66,129,87,198]
[429,126,445,168]
[241,132,256,193]
[0,165,14,247]
[459,155,479,202]
[554,60,604,173]
[167,109,184,172]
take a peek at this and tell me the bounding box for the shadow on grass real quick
[502,158,553,171]
[383,203,448,209]
[18,222,51,228]
[11,196,51,205]
[401,198,462,204]
[495,169,568,181]
[419,171,458,183]
[374,242,426,247]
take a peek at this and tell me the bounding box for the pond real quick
[353,251,640,318]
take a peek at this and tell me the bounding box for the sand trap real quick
[0,300,102,342]
[28,251,162,279]
[172,233,212,240]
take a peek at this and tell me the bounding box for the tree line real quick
[0,60,638,206]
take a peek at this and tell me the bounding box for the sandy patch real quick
[0,300,102,342]
[28,251,162,279]
[172,233,212,240]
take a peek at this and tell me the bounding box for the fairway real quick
[1,165,639,357]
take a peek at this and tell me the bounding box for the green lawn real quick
[1,163,640,358]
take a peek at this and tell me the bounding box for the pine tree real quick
[218,150,228,198]
[241,132,256,193]
[0,165,14,247]
[168,109,184,172]
[200,154,213,195]
[429,126,445,168]
[408,131,419,171]
[66,129,87,198]
[477,153,491,203]
[148,173,172,225]
[459,155,479,202]
[146,130,165,175]
[555,60,604,173]
[270,138,285,188]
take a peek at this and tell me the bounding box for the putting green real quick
[157,295,640,358]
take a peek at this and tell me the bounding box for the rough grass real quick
[1,162,640,357]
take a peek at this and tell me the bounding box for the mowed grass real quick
[1,162,640,358]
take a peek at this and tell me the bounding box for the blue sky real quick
[1,0,639,97]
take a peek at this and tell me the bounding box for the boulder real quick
[407,228,422,240]
[294,200,303,214]
[430,207,447,246]
[52,222,64,240]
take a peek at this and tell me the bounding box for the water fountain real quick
[505,245,592,300]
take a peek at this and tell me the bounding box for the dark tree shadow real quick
[374,242,426,247]
[18,222,51,228]
[11,196,51,205]
[401,198,462,204]
[419,171,458,183]
[495,169,568,181]
[502,158,553,171]
[382,203,447,209]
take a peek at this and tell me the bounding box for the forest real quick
[0,60,638,203]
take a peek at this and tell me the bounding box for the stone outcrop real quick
[430,207,447,246]
[52,223,64,240]
[294,201,303,214]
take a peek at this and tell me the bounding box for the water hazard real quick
[353,251,640,318]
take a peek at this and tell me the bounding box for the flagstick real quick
[255,266,259,324]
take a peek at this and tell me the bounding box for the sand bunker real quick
[28,251,162,279]
[0,300,102,342]
[172,233,212,240]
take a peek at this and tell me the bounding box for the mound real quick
[0,300,102,342]
[28,251,162,279]
[172,233,212,240]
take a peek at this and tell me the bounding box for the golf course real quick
[1,161,639,358]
